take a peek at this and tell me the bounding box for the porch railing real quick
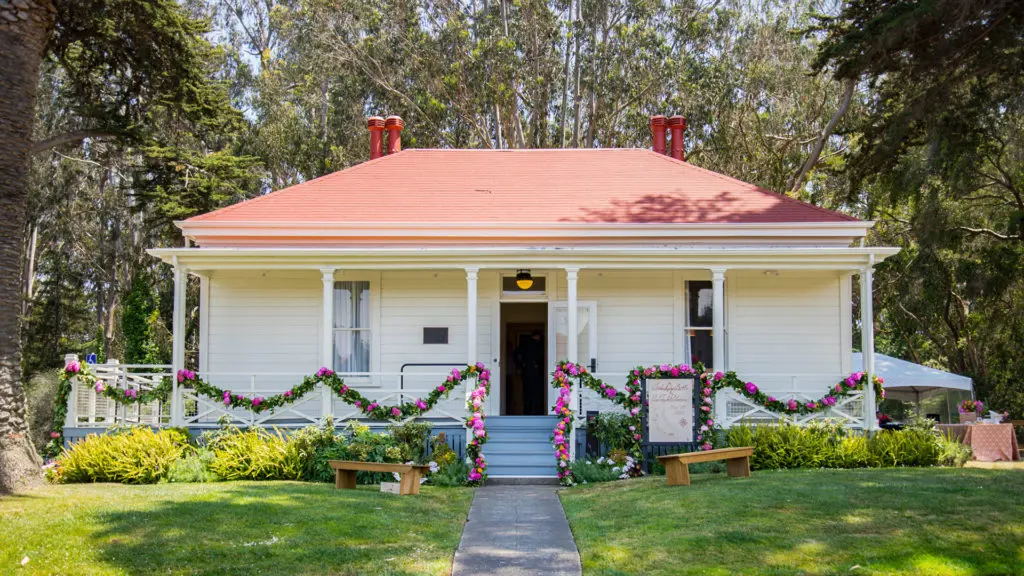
[64,361,476,429]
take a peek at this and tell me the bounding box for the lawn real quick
[0,482,473,576]
[560,468,1024,576]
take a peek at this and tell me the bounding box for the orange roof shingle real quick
[186,149,857,225]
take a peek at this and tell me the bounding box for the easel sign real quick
[641,377,699,444]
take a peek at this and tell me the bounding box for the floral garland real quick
[46,361,174,457]
[54,360,491,485]
[552,362,886,486]
[551,362,644,487]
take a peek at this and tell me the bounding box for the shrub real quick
[387,420,433,463]
[937,432,973,467]
[429,458,469,487]
[587,413,632,453]
[727,422,940,470]
[208,427,303,481]
[573,457,624,483]
[309,440,349,483]
[53,426,188,484]
[287,421,340,481]
[166,448,218,483]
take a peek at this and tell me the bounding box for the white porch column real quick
[565,267,579,460]
[466,267,479,363]
[860,258,877,430]
[64,353,79,429]
[170,263,188,426]
[320,268,336,420]
[711,267,727,429]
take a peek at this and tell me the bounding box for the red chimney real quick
[367,116,385,160]
[668,115,687,161]
[650,115,667,155]
[385,115,404,154]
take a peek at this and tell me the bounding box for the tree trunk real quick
[0,0,55,494]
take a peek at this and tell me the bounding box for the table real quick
[936,423,1020,462]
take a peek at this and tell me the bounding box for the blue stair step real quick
[487,464,557,477]
[487,431,553,443]
[486,441,552,455]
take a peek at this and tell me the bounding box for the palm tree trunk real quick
[0,0,56,494]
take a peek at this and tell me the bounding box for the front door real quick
[547,302,598,411]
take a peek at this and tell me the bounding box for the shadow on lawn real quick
[89,482,466,576]
[566,468,1024,575]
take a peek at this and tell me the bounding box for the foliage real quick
[387,420,434,464]
[428,458,471,488]
[0,482,474,575]
[286,420,340,481]
[726,422,940,470]
[51,427,189,484]
[308,440,350,484]
[958,399,984,414]
[206,427,303,481]
[165,448,218,483]
[25,371,60,453]
[937,432,973,468]
[571,457,624,484]
[121,272,163,365]
[586,412,632,453]
[561,469,1024,575]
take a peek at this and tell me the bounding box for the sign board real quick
[645,378,697,443]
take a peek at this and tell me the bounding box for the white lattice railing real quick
[66,362,473,428]
[719,388,866,429]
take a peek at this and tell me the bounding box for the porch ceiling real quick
[148,245,900,272]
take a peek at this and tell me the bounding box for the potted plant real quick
[958,399,983,423]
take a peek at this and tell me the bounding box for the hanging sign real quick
[645,378,697,443]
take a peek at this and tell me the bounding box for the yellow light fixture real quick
[515,269,534,290]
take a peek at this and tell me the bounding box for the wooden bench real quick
[328,460,430,495]
[657,446,754,487]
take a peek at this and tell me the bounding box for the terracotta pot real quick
[959,411,978,423]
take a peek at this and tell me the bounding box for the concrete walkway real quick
[452,485,582,576]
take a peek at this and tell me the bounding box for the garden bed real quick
[0,482,473,575]
[560,468,1024,575]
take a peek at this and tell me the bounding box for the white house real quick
[66,115,898,478]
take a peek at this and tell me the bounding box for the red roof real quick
[186,149,857,225]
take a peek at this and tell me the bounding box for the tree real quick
[1,0,260,493]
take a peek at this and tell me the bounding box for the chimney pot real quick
[668,115,687,161]
[385,115,404,154]
[367,116,385,160]
[650,115,668,155]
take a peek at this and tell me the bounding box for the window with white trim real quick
[685,280,714,369]
[334,281,371,373]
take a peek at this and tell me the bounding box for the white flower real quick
[612,466,620,473]
[428,461,440,473]
[586,461,592,465]
[392,472,401,481]
[619,474,629,479]
[597,457,606,464]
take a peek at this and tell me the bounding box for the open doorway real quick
[500,302,547,415]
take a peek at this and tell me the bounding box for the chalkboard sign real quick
[642,378,699,444]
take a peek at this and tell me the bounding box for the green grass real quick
[0,482,473,575]
[560,468,1024,576]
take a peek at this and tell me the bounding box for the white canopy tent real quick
[853,352,974,403]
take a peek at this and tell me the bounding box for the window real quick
[334,281,370,372]
[685,280,714,368]
[501,275,547,294]
[423,327,449,345]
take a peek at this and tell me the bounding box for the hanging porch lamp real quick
[515,269,534,290]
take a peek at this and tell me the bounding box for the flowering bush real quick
[958,399,983,414]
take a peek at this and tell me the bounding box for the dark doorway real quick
[501,303,547,415]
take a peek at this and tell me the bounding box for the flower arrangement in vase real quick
[958,399,983,423]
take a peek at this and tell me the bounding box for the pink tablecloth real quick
[937,423,1020,462]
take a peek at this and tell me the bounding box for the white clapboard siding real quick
[727,270,844,395]
[575,270,676,415]
[206,270,321,392]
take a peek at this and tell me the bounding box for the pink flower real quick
[604,388,616,399]
[416,399,428,410]
[468,471,482,481]
[94,383,105,393]
[475,362,485,370]
[787,399,798,411]
[252,397,263,407]
[702,442,713,451]
[316,367,335,377]
[451,368,462,379]
[670,367,680,377]
[284,390,293,398]
[633,434,642,440]
[806,402,816,410]
[391,407,402,418]
[50,431,61,438]
[877,377,885,384]
[713,371,724,381]
[745,382,758,395]
[437,385,446,392]
[768,396,776,403]
[660,364,671,372]
[65,361,81,374]
[474,428,486,438]
[701,405,711,412]
[368,402,378,411]
[706,419,713,426]
[703,387,712,396]
[355,401,362,409]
